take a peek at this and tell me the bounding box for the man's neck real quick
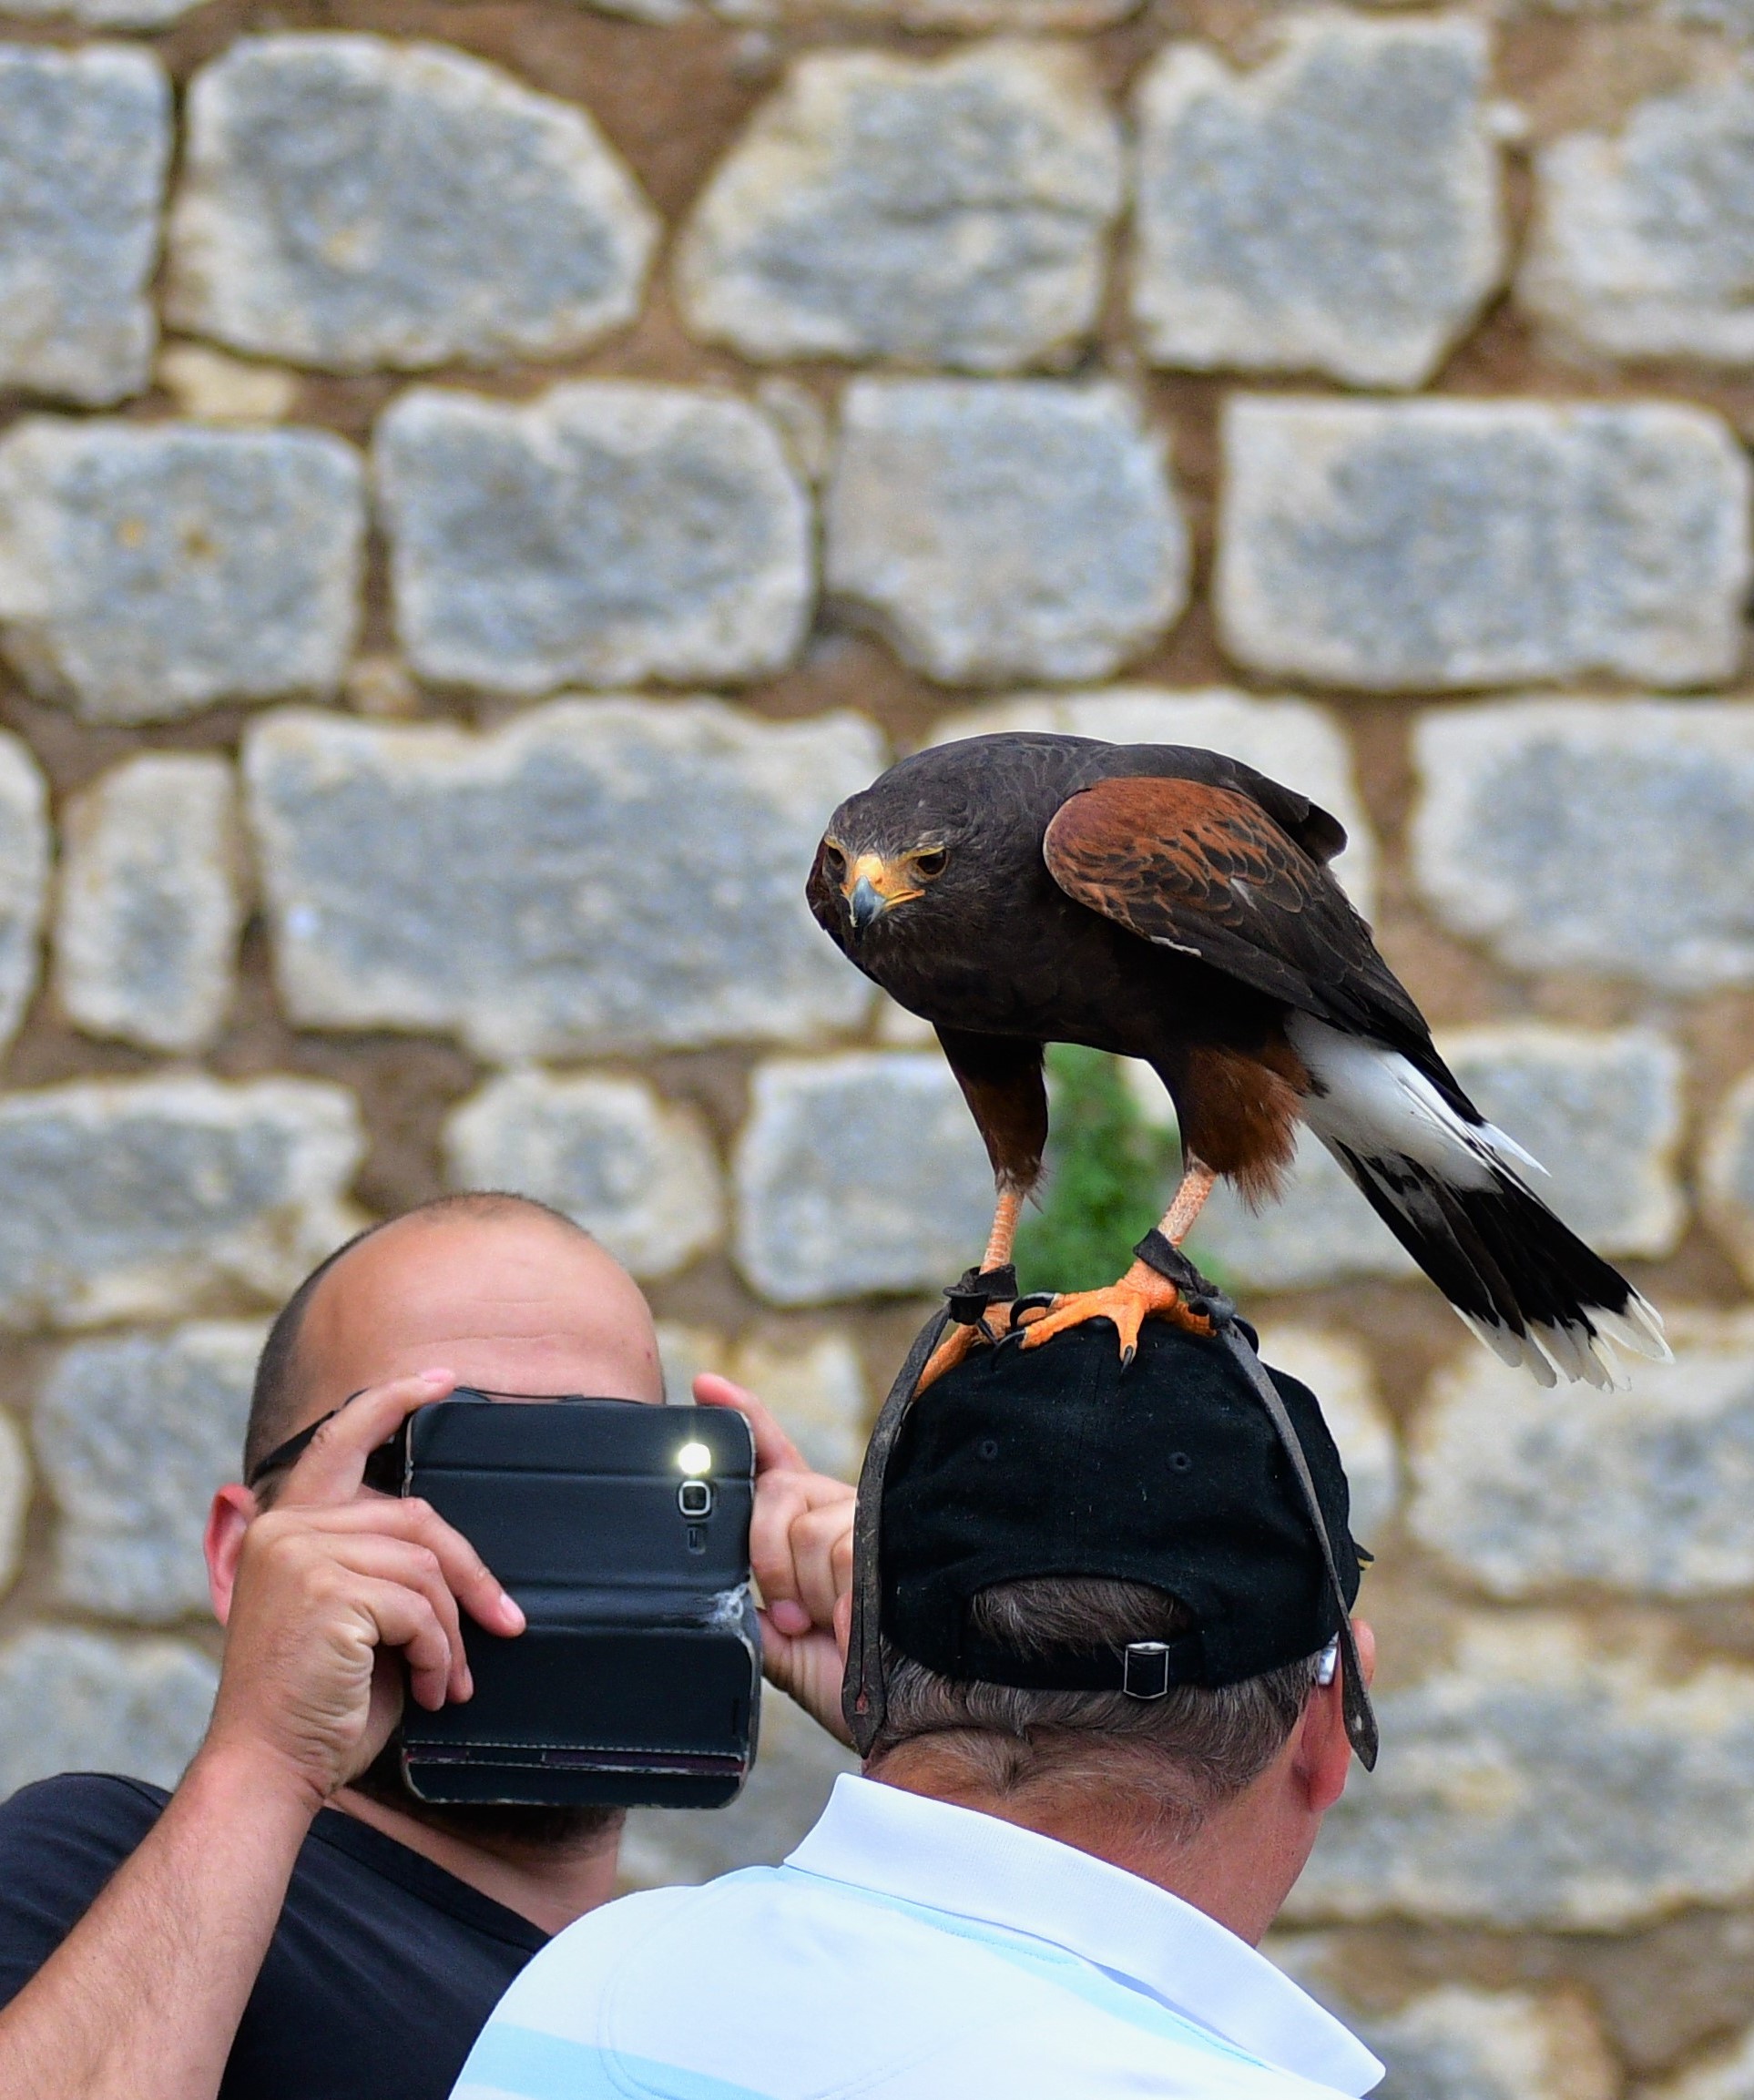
[869,1752,1303,1947]
[331,1788,622,1937]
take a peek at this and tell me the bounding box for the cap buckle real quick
[1121,1641,1172,1700]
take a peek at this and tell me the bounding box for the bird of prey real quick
[808,733,1667,1391]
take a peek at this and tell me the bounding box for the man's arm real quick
[0,1369,524,2100]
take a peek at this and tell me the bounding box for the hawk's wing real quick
[1043,774,1433,1054]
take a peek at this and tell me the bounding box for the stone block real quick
[676,42,1122,372]
[444,1070,724,1283]
[244,700,882,1059]
[0,1628,217,1799]
[1253,1325,1400,1544]
[1522,75,1754,366]
[0,419,364,725]
[621,1686,856,1890]
[731,1329,869,1482]
[3,0,199,18]
[36,1322,265,1622]
[1412,701,1754,993]
[1652,2024,1754,2100]
[932,687,1377,912]
[734,1053,994,1305]
[1440,1025,1685,1259]
[1409,1310,1754,1599]
[1270,1951,1616,2100]
[1217,398,1749,691]
[166,36,657,373]
[157,344,298,426]
[55,753,243,1055]
[0,1412,27,1601]
[376,383,812,693]
[703,0,1137,20]
[827,380,1188,685]
[0,45,168,406]
[0,729,50,1055]
[1286,1614,1754,1929]
[1704,1069,1754,1288]
[1131,15,1503,390]
[0,1075,363,1331]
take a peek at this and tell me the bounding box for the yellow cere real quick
[676,1441,712,1476]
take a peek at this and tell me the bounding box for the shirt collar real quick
[786,1776,1381,2097]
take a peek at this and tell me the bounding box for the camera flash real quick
[676,1442,712,1476]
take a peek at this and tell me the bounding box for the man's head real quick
[214,1191,664,1851]
[242,1191,663,1491]
[859,1319,1372,1942]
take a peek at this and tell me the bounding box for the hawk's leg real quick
[915,1189,1024,1392]
[1018,1163,1221,1365]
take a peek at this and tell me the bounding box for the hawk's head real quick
[812,832,951,935]
[805,733,1067,954]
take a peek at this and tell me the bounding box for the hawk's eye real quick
[912,848,949,879]
[821,841,848,877]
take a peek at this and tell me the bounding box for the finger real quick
[787,1502,855,1634]
[278,1369,456,1508]
[748,1472,808,1617]
[281,1498,525,1638]
[319,1535,473,1705]
[693,1374,807,1476]
[750,1470,853,1622]
[756,1615,856,1748]
[349,1576,456,1712]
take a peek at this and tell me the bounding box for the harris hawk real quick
[807,733,1668,1390]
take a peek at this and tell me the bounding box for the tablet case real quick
[395,1395,760,1809]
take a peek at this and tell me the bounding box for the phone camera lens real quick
[678,1480,713,1519]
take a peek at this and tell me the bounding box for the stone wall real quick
[2,0,1754,2091]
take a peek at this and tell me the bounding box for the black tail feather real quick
[1330,1146,1667,1388]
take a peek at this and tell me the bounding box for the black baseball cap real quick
[880,1317,1363,1695]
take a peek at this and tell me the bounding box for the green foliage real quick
[1014,1045,1180,1296]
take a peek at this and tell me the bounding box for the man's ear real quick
[1295,1617,1375,1814]
[205,1483,259,1626]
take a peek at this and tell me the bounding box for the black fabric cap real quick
[881,1316,1361,1692]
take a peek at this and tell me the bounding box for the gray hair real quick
[869,1575,1323,1836]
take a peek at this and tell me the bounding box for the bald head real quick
[245,1196,662,1481]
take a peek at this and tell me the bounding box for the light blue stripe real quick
[760,1864,1271,2070]
[459,2024,776,2100]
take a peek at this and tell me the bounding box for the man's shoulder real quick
[0,1773,171,2013]
[460,1867,1373,2100]
[0,1771,167,1860]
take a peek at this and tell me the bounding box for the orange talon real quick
[916,1320,987,1393]
[1018,1259,1213,1365]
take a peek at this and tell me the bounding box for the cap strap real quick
[1132,1230,1380,1771]
[842,1300,953,1756]
[944,1262,1019,1327]
[949,1628,1207,1695]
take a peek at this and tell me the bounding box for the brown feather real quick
[1177,1035,1310,1201]
[934,1026,1049,1195]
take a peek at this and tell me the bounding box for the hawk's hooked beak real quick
[842,854,921,933]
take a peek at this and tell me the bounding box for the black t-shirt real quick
[0,1773,548,2100]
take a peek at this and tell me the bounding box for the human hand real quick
[694,1374,857,1748]
[201,1371,526,1810]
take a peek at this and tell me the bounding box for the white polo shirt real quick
[454,1774,1382,2100]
